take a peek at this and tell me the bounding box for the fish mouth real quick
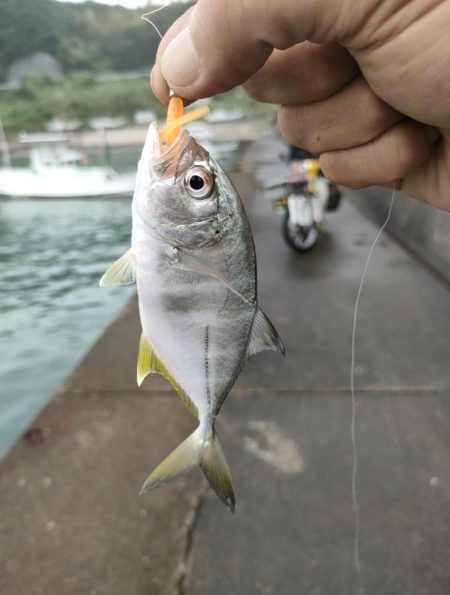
[146,121,189,160]
[151,126,196,181]
[159,128,189,159]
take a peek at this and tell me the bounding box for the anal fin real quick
[137,332,199,419]
[247,307,285,360]
[99,249,136,287]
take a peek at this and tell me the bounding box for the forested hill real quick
[0,0,193,81]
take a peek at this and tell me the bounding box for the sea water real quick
[0,142,240,459]
[0,196,134,459]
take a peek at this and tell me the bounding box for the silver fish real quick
[100,121,284,511]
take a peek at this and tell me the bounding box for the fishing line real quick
[141,0,178,41]
[350,186,396,593]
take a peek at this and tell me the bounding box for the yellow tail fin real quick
[140,426,235,512]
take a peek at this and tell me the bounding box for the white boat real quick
[0,132,136,199]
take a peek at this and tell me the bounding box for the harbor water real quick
[0,196,134,459]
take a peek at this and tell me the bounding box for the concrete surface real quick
[0,136,449,595]
[351,186,450,282]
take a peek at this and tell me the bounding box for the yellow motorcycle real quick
[272,159,341,252]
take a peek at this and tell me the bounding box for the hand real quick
[150,0,450,212]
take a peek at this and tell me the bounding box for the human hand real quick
[150,0,450,212]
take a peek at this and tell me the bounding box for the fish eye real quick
[184,166,214,199]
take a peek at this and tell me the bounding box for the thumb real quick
[154,0,356,101]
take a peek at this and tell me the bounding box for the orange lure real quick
[159,96,210,148]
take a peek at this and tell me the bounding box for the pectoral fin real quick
[137,332,199,419]
[99,249,136,287]
[247,307,285,359]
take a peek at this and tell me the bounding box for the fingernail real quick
[161,27,201,88]
[150,67,156,95]
[426,126,440,144]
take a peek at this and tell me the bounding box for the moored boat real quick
[0,132,136,199]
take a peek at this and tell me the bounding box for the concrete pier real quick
[0,135,449,595]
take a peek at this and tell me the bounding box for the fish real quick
[100,98,284,512]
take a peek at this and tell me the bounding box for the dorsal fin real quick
[247,307,285,360]
[137,332,199,419]
[99,249,136,287]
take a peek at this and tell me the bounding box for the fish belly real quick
[137,254,255,417]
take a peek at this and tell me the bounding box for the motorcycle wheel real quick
[282,210,319,252]
[326,183,341,211]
